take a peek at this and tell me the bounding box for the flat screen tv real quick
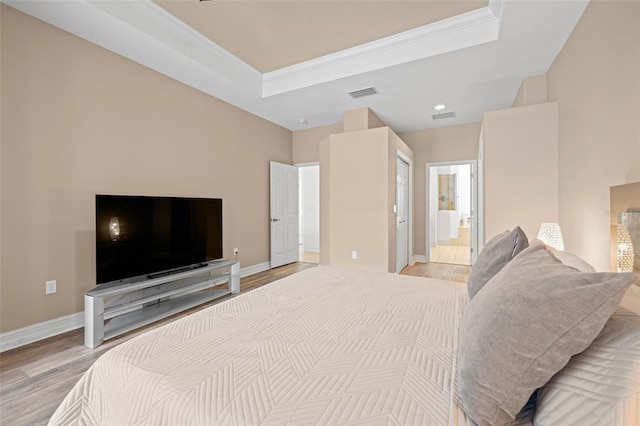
[95,195,223,285]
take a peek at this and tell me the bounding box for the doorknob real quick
[271,218,281,222]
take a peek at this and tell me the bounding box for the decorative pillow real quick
[531,238,597,272]
[534,307,640,426]
[467,227,528,299]
[457,244,636,425]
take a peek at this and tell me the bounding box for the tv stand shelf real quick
[85,259,239,348]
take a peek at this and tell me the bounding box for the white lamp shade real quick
[537,222,564,251]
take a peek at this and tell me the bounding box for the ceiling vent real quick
[348,87,378,99]
[432,111,456,120]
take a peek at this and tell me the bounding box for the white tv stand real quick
[84,259,239,349]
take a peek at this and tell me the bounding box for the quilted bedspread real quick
[49,266,471,425]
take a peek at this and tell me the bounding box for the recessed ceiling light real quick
[435,104,446,110]
[298,119,308,124]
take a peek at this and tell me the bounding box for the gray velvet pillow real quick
[467,227,528,299]
[457,244,636,425]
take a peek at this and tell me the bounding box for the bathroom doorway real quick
[427,161,477,266]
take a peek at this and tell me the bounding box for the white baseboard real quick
[410,255,427,265]
[0,312,84,353]
[239,261,271,277]
[0,261,274,353]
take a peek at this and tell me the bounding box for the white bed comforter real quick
[50,266,471,425]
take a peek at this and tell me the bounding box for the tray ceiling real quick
[4,0,590,132]
[156,1,487,73]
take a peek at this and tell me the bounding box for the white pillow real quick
[530,238,596,272]
[620,284,640,314]
[534,305,640,426]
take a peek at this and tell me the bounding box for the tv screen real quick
[95,195,223,285]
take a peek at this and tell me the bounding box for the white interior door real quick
[270,161,299,268]
[396,157,410,273]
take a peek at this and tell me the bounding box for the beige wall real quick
[319,127,413,272]
[302,109,413,271]
[343,108,369,133]
[292,108,387,164]
[483,102,559,241]
[292,122,342,164]
[512,74,548,108]
[398,123,481,256]
[368,109,387,130]
[343,107,387,133]
[320,128,390,271]
[547,0,640,271]
[0,6,292,332]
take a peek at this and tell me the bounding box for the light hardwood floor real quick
[299,246,320,264]
[402,260,471,283]
[429,243,472,266]
[0,261,470,425]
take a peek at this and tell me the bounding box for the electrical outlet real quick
[45,280,57,295]
[351,251,357,260]
[234,248,239,255]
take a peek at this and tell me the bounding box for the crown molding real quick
[488,0,507,25]
[262,1,504,97]
[90,0,261,88]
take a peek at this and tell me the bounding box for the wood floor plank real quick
[0,261,467,426]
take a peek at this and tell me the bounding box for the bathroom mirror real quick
[438,174,456,210]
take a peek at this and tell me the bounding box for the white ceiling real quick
[5,0,590,132]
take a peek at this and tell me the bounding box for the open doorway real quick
[298,164,319,264]
[396,154,412,273]
[427,161,477,266]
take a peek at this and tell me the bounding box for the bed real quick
[50,266,472,425]
[49,231,640,426]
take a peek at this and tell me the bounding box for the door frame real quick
[396,151,413,270]
[425,160,480,265]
